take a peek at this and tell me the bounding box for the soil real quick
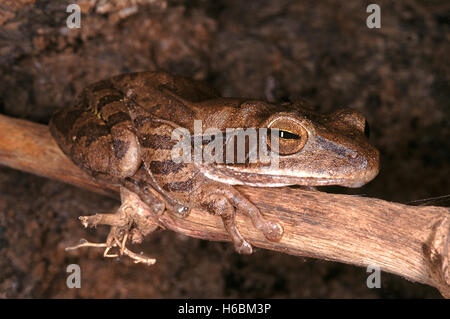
[0,0,448,298]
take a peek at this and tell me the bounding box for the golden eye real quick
[267,118,308,155]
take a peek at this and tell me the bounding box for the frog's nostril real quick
[364,120,370,138]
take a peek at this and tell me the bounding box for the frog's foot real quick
[202,185,284,254]
[65,187,160,266]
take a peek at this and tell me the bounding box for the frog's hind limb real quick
[65,187,160,265]
[201,184,283,254]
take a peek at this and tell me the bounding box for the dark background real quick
[0,0,448,298]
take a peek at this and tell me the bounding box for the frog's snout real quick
[345,146,380,188]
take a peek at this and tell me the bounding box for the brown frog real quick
[50,71,379,264]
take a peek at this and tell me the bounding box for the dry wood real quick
[0,114,448,297]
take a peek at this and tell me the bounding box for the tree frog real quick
[50,71,379,264]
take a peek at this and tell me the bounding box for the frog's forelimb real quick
[201,183,283,254]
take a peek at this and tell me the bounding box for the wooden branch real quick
[0,114,449,297]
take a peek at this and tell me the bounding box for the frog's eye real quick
[268,118,308,155]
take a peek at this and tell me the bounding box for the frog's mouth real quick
[200,164,379,188]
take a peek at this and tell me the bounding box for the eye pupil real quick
[279,130,300,140]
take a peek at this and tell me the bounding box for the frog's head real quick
[206,103,380,188]
[261,107,379,187]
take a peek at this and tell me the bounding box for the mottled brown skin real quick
[50,71,379,258]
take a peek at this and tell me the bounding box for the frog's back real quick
[49,71,224,205]
[50,71,220,156]
[109,71,221,127]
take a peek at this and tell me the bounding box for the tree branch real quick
[0,114,448,297]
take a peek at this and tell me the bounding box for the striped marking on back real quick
[52,108,86,137]
[74,120,110,146]
[106,111,132,127]
[112,139,130,159]
[139,134,176,150]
